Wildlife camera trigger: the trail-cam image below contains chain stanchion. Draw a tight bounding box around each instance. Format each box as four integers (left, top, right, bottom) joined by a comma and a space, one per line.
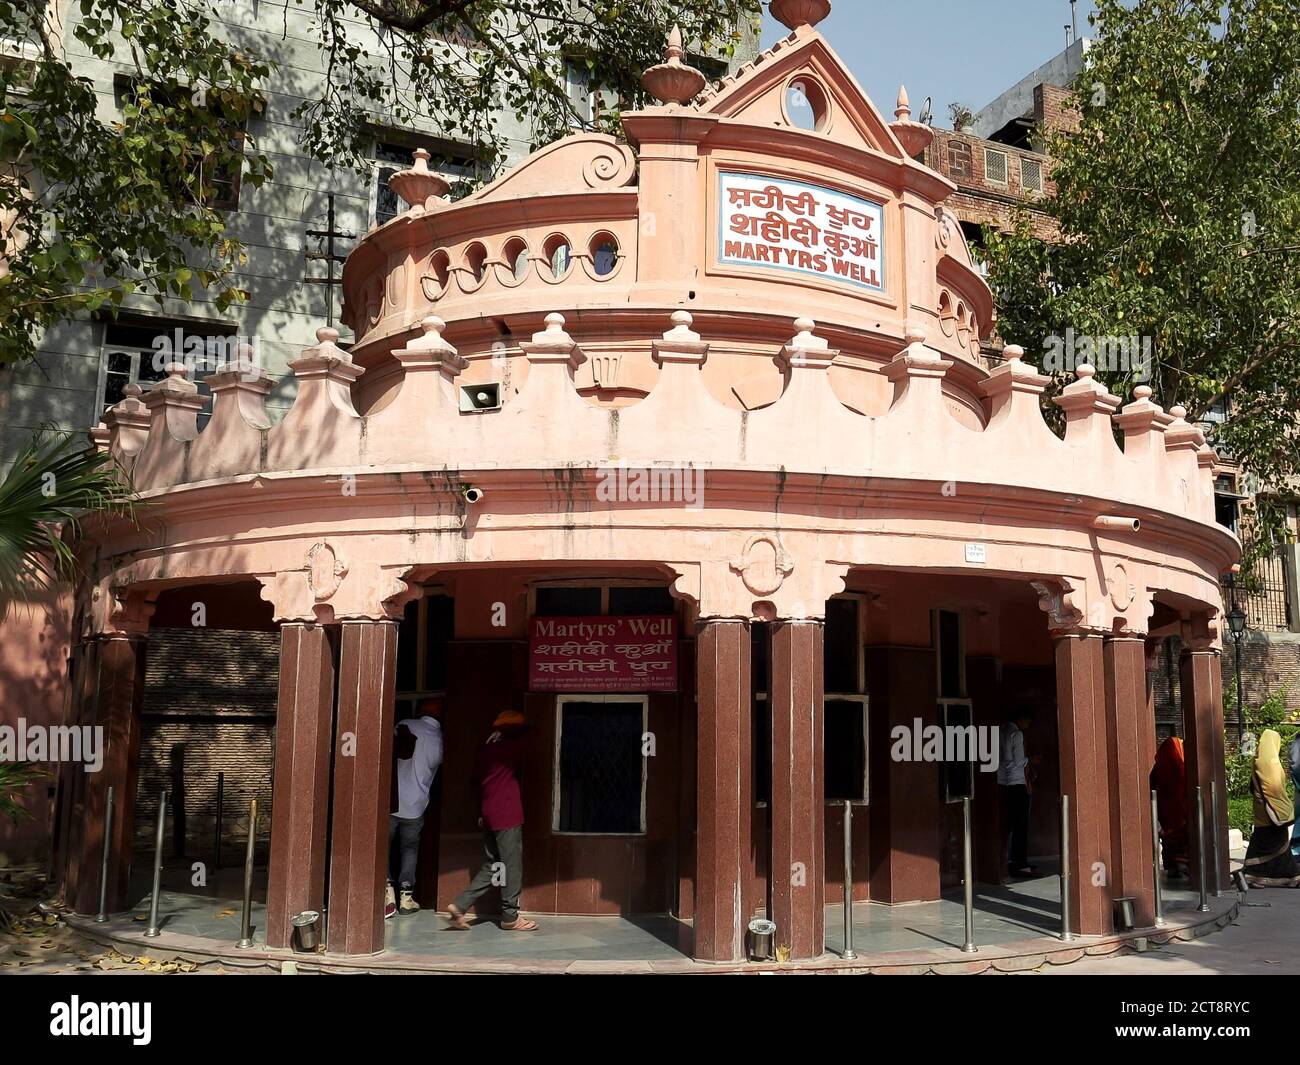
1150, 789, 1166, 928
1209, 779, 1223, 897
237, 798, 257, 949
962, 795, 976, 954
1059, 794, 1073, 941
95, 786, 114, 924
1195, 785, 1210, 913
841, 799, 856, 960
144, 790, 168, 938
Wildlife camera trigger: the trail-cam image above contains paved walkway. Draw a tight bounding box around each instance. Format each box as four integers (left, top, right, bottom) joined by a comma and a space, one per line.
1036, 886, 1300, 975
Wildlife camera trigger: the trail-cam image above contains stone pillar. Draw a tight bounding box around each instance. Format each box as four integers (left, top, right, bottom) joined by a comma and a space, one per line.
1181, 620, 1229, 893
1054, 631, 1112, 935
693, 619, 751, 962
866, 645, 940, 902
1103, 635, 1156, 926
769, 620, 824, 960
265, 623, 336, 949
326, 620, 398, 955
66, 634, 146, 915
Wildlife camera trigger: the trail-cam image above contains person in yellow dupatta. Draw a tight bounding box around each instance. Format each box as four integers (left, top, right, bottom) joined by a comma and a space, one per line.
1242, 729, 1300, 887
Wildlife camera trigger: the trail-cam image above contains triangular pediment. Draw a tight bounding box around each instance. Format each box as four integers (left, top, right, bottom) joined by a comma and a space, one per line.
699, 27, 906, 159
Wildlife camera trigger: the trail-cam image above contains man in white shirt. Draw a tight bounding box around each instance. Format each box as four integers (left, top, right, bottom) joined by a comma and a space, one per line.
997, 709, 1036, 878
386, 697, 444, 918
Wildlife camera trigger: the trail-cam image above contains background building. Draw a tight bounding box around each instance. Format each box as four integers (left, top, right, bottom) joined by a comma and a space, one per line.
0, 0, 757, 866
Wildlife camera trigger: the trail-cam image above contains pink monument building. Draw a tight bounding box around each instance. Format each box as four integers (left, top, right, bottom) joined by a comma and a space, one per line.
20, 1, 1236, 965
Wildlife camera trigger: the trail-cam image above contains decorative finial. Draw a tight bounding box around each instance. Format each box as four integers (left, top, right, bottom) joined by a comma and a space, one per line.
890, 80, 933, 155
388, 147, 451, 213
1134, 384, 1153, 400
544, 312, 566, 333
317, 326, 340, 344
769, 0, 832, 32
1075, 362, 1096, 379
904, 323, 926, 345
1169, 404, 1188, 420
1002, 344, 1024, 362
642, 25, 706, 105
895, 84, 911, 122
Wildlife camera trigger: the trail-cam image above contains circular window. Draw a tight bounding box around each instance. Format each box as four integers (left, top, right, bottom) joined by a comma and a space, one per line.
785, 77, 829, 132
955, 301, 969, 346
544, 235, 572, 279
938, 289, 955, 336
464, 242, 488, 283
429, 249, 451, 290
590, 234, 619, 277
504, 237, 529, 281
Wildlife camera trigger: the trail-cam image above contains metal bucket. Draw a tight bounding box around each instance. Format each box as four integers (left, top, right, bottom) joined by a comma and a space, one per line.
291, 910, 321, 953
747, 918, 776, 961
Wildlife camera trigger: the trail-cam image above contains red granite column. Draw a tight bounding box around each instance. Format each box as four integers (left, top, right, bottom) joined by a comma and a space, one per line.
1181, 624, 1229, 893
1103, 635, 1156, 925
1055, 631, 1111, 935
66, 634, 146, 915
265, 623, 336, 949
769, 620, 824, 960
694, 619, 751, 962
326, 619, 398, 955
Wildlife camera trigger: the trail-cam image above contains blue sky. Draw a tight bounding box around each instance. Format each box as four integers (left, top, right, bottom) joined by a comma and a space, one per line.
759, 1, 1101, 128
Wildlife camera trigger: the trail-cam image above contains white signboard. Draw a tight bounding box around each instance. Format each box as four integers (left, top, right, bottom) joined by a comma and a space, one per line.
717, 171, 885, 292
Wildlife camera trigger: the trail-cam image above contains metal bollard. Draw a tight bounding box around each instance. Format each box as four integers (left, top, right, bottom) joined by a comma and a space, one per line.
214, 771, 224, 871
1060, 794, 1073, 941
95, 786, 114, 924
1150, 789, 1165, 928
962, 795, 976, 954
237, 798, 257, 949
1210, 779, 1223, 897
1195, 785, 1210, 913
841, 800, 856, 960
144, 790, 168, 938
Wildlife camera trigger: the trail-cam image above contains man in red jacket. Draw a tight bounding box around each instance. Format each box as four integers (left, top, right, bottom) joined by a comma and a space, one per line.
446, 710, 537, 931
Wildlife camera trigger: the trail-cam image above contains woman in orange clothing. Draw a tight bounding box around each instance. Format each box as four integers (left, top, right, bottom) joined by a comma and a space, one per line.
1150, 736, 1189, 879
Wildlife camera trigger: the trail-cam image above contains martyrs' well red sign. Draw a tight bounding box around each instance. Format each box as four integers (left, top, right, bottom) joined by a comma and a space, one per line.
529, 616, 678, 692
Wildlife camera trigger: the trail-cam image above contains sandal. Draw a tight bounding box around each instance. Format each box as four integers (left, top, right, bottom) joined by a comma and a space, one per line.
445, 904, 471, 930
501, 916, 538, 931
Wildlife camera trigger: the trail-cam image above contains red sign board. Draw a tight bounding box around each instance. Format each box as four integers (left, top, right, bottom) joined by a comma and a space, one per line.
529, 616, 678, 692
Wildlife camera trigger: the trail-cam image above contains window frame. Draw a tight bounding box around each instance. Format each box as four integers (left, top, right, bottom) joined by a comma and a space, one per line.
1020, 156, 1044, 194
527, 577, 673, 618
824, 693, 870, 805
94, 316, 234, 421
938, 697, 976, 804
551, 692, 649, 836
394, 587, 453, 716
983, 147, 1009, 188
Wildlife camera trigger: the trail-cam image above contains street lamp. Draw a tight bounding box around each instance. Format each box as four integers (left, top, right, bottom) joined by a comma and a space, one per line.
1226, 593, 1248, 744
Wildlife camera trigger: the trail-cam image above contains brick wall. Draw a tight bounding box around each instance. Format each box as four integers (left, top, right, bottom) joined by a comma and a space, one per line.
923, 128, 1059, 242
1152, 632, 1300, 746
1035, 83, 1081, 135
133, 628, 279, 856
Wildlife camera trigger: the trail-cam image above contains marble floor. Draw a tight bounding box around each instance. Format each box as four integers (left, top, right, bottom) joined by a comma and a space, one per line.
124, 857, 1209, 963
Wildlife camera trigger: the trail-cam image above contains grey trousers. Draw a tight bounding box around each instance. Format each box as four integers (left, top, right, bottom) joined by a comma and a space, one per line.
388, 814, 424, 889
453, 826, 524, 922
